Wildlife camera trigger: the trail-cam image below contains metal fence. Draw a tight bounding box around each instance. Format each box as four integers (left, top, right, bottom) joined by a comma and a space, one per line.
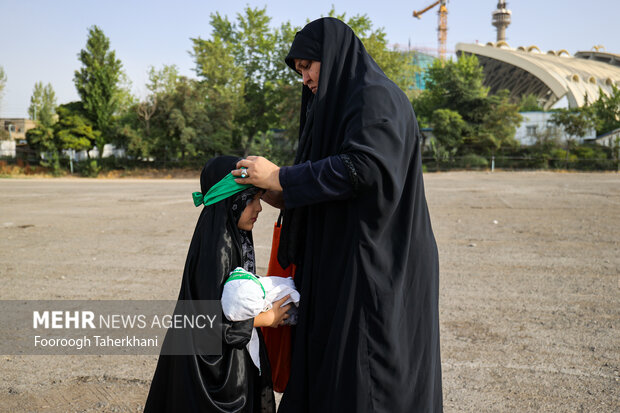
2, 154, 619, 175
422, 155, 619, 172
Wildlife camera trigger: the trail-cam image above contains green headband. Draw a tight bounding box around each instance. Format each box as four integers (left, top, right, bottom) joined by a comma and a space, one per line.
192, 168, 253, 207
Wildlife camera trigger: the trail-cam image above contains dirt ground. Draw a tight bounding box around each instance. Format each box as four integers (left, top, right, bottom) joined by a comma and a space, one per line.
0, 172, 618, 412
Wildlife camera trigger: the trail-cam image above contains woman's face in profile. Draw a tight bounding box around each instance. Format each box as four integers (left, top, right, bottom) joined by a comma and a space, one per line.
294, 59, 321, 94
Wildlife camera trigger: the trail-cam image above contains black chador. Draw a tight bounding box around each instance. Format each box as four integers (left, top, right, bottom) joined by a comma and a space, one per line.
144, 156, 274, 413
276, 18, 443, 413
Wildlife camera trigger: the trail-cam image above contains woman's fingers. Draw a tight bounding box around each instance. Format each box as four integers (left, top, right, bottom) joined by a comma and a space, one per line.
231, 156, 282, 191
232, 159, 254, 180
231, 160, 251, 178
234, 156, 260, 173
235, 159, 253, 169
232, 160, 256, 184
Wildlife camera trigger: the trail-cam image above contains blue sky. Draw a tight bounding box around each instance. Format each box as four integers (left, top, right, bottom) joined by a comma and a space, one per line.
1, 0, 618, 118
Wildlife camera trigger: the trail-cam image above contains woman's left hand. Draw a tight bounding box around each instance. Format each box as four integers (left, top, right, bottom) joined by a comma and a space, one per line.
232, 156, 282, 191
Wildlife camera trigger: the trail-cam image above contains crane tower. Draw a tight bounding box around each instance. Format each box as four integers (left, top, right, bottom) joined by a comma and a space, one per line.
413, 0, 448, 60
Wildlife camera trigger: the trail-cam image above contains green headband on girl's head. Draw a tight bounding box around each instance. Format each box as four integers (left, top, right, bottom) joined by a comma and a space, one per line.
192, 168, 252, 207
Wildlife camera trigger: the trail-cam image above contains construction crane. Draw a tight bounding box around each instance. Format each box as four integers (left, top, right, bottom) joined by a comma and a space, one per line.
413, 0, 448, 60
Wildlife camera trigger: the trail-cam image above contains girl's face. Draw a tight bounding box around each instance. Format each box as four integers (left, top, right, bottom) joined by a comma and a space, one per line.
237, 192, 263, 231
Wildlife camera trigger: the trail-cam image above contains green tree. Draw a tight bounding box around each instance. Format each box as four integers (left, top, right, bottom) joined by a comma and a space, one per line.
26, 125, 61, 172
191, 7, 412, 161
161, 78, 202, 160
26, 125, 56, 157
117, 64, 232, 162
191, 26, 245, 157
113, 109, 146, 159
148, 77, 233, 162
326, 8, 416, 94
28, 82, 57, 127
612, 136, 620, 172
551, 107, 595, 167
414, 54, 521, 155
431, 108, 466, 154
414, 54, 487, 123
28, 101, 100, 173
193, 7, 288, 156
26, 82, 62, 168
54, 102, 99, 154
550, 107, 594, 141
472, 90, 522, 154
519, 93, 543, 112
74, 25, 123, 159
107, 67, 170, 160
252, 20, 301, 164
589, 85, 620, 135
115, 72, 136, 116
147, 65, 181, 96
119, 65, 182, 159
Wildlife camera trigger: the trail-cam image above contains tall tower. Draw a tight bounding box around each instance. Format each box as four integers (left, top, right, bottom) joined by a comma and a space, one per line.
492, 1, 512, 43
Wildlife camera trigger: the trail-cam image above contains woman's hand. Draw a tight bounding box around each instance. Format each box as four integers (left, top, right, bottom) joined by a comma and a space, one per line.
232, 156, 282, 191
253, 295, 292, 328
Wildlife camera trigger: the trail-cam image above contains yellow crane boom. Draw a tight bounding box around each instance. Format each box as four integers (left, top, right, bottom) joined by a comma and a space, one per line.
413, 0, 448, 60
413, 0, 440, 19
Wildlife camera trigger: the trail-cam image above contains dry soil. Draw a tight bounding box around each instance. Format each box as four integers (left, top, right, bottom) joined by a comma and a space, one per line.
0, 172, 618, 412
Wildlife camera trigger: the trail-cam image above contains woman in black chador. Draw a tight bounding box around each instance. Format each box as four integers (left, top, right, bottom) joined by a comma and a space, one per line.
233, 18, 443, 413
144, 156, 290, 413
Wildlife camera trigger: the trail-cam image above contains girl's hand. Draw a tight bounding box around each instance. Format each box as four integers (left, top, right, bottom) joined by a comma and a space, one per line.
253, 295, 292, 328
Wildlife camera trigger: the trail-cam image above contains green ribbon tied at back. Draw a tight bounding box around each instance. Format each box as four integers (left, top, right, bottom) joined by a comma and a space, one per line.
192, 167, 252, 207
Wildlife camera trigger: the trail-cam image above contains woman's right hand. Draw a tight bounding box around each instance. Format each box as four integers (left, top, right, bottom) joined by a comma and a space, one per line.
233, 156, 283, 191
253, 295, 292, 328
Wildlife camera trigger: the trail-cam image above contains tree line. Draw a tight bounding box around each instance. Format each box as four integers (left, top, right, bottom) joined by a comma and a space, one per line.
11, 7, 620, 174
413, 54, 620, 170
21, 7, 415, 175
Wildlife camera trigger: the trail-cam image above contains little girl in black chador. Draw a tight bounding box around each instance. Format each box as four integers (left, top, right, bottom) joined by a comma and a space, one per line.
144, 156, 290, 413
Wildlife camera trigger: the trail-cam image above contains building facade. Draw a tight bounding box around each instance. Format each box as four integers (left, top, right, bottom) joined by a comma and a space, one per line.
585, 127, 620, 148
412, 51, 436, 90
1, 118, 36, 143
515, 111, 596, 146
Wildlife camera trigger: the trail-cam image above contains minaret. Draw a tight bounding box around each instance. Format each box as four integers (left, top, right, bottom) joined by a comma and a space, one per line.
492, 1, 512, 43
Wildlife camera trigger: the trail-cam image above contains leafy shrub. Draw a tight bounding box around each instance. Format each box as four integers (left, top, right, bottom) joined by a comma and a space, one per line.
79, 160, 102, 177
459, 154, 488, 169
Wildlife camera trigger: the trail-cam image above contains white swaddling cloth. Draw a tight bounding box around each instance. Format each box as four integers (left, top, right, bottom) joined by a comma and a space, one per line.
221, 267, 300, 372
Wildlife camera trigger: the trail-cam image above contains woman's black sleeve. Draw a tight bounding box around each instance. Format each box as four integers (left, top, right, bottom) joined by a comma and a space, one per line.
279, 155, 355, 209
